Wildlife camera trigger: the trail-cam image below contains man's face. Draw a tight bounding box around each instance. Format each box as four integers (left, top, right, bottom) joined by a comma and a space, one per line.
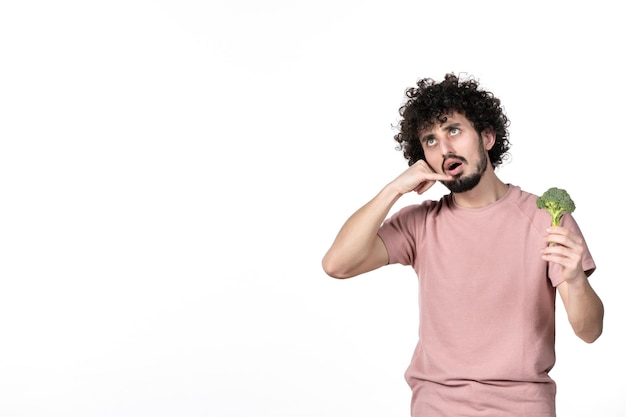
418, 112, 490, 193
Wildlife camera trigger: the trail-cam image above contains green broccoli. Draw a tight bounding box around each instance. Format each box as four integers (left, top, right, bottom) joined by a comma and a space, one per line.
536, 187, 576, 226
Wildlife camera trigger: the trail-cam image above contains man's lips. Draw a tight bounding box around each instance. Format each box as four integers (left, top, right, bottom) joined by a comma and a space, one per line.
443, 156, 465, 176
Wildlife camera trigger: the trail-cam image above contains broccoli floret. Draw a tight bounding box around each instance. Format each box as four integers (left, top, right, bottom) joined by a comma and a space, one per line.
536, 187, 576, 226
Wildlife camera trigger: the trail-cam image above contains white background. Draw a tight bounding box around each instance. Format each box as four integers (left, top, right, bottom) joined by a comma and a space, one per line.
1, 1, 623, 416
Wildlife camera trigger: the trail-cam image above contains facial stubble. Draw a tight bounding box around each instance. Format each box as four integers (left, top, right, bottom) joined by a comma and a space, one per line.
441, 137, 489, 194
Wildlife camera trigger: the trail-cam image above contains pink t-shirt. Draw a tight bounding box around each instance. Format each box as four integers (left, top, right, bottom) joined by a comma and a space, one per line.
377, 185, 595, 417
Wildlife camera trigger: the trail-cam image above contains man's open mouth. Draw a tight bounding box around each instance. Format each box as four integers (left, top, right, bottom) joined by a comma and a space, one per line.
443, 157, 464, 175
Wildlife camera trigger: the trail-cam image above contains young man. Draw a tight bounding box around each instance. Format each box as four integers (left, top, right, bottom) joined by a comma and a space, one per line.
322, 73, 604, 416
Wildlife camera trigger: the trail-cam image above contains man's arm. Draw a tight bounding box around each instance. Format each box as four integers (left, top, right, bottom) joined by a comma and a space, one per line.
322, 161, 451, 279
543, 226, 604, 343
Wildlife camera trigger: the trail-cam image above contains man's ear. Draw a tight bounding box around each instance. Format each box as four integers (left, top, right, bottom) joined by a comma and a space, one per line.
481, 127, 496, 150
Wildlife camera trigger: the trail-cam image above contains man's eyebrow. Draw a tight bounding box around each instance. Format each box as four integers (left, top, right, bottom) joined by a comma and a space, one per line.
420, 133, 434, 143
419, 122, 462, 143
442, 122, 462, 131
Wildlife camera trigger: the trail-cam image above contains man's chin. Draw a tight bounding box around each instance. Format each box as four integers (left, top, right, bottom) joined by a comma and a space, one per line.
442, 174, 481, 193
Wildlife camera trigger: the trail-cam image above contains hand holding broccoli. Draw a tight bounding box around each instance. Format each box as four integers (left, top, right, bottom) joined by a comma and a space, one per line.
537, 187, 586, 284
536, 187, 576, 226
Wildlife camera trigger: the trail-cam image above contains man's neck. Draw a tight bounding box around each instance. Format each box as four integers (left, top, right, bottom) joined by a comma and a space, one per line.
452, 172, 508, 209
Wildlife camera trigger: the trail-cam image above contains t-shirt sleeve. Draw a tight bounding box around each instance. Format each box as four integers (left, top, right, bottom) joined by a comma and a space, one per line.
548, 212, 596, 287
377, 204, 422, 267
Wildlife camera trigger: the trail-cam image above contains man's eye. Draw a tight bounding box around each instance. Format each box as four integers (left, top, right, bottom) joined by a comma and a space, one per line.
450, 128, 460, 136
426, 138, 437, 147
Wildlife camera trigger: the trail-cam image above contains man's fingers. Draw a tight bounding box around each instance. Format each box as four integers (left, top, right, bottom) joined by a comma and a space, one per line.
414, 174, 453, 194
414, 179, 435, 195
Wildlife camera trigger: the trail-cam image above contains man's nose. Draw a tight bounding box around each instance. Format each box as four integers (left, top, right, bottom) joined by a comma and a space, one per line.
439, 137, 454, 155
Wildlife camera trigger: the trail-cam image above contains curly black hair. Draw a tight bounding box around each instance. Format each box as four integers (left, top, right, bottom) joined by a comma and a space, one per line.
394, 73, 511, 168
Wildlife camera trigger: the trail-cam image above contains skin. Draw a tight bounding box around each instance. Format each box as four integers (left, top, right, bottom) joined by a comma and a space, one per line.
544, 227, 604, 342
322, 112, 603, 343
